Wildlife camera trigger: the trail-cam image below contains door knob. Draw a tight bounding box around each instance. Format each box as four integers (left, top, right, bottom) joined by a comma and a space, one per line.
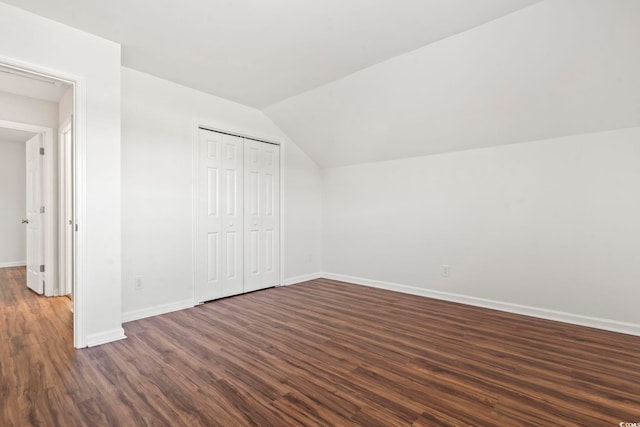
21, 219, 29, 224
229, 223, 234, 227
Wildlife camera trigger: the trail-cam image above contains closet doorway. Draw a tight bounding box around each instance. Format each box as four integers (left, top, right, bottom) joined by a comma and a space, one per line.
195, 127, 281, 303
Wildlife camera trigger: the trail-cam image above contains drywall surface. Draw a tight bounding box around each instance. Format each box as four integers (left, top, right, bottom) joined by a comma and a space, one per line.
121, 67, 322, 317
281, 138, 323, 282
323, 127, 640, 326
0, 141, 26, 266
0, 2, 122, 345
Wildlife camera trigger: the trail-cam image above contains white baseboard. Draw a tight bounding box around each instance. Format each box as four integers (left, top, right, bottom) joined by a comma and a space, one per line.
0, 261, 26, 268
284, 272, 323, 286
323, 272, 640, 337
86, 327, 127, 347
122, 299, 195, 323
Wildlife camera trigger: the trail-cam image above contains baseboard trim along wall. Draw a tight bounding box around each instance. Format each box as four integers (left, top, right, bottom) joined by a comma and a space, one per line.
283, 272, 324, 286
323, 272, 640, 337
122, 299, 195, 323
120, 275, 322, 324
0, 261, 27, 269
86, 328, 127, 347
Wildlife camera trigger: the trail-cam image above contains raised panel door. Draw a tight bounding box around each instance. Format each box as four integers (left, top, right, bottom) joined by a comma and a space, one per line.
198, 129, 243, 302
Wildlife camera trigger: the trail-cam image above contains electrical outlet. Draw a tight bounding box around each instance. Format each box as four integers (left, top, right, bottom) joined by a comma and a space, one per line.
441, 265, 451, 278
307, 254, 313, 263
134, 276, 143, 290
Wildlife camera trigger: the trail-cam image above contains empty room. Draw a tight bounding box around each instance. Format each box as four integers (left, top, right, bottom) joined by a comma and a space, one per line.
1, 0, 639, 425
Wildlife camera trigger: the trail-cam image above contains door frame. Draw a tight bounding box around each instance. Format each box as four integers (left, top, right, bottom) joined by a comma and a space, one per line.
191, 119, 285, 304
0, 57, 87, 348
58, 116, 73, 296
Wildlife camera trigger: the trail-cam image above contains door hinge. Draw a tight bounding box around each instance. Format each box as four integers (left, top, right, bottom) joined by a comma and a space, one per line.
39, 147, 45, 155
40, 206, 45, 214
40, 265, 45, 273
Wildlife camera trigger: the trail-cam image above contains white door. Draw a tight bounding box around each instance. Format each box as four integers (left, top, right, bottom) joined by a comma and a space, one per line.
243, 139, 280, 292
197, 129, 244, 302
25, 133, 44, 294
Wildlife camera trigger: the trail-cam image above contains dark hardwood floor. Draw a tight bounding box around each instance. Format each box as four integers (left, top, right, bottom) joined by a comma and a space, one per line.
2, 266, 640, 426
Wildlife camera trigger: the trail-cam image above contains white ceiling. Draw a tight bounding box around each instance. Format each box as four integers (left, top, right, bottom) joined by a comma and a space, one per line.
0, 127, 36, 143
1, 0, 539, 108
4, 0, 637, 169
0, 66, 69, 102
266, 0, 640, 167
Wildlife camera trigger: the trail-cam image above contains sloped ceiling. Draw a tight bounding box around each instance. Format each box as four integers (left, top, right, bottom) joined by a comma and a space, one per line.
3, 0, 638, 168
265, 0, 640, 168
1, 0, 539, 108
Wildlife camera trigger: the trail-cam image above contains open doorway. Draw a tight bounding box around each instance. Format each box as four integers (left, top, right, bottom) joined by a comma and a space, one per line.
0, 64, 75, 332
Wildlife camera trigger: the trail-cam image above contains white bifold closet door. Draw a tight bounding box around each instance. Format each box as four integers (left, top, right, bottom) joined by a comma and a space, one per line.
198, 129, 244, 302
197, 128, 280, 303
243, 139, 280, 293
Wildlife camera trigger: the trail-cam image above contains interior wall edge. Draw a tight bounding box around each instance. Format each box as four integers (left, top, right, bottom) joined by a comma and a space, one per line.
86, 327, 127, 347
283, 272, 324, 286
322, 272, 640, 337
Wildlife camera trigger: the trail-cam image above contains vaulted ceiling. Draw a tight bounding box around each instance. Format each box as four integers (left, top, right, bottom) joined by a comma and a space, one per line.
1, 0, 538, 108
265, 0, 640, 167
3, 0, 639, 168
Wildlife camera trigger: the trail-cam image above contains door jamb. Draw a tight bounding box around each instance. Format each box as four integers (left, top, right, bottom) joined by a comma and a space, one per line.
58, 116, 73, 296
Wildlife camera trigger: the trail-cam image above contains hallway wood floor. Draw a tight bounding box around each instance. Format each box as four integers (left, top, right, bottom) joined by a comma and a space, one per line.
1, 266, 640, 426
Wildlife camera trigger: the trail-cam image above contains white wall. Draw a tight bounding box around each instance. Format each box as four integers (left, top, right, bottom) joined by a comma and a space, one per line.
0, 140, 26, 267
282, 137, 323, 283
0, 2, 122, 346
323, 127, 640, 330
121, 67, 322, 318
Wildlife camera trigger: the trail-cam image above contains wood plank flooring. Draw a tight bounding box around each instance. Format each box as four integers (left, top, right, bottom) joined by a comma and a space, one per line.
2, 266, 640, 426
